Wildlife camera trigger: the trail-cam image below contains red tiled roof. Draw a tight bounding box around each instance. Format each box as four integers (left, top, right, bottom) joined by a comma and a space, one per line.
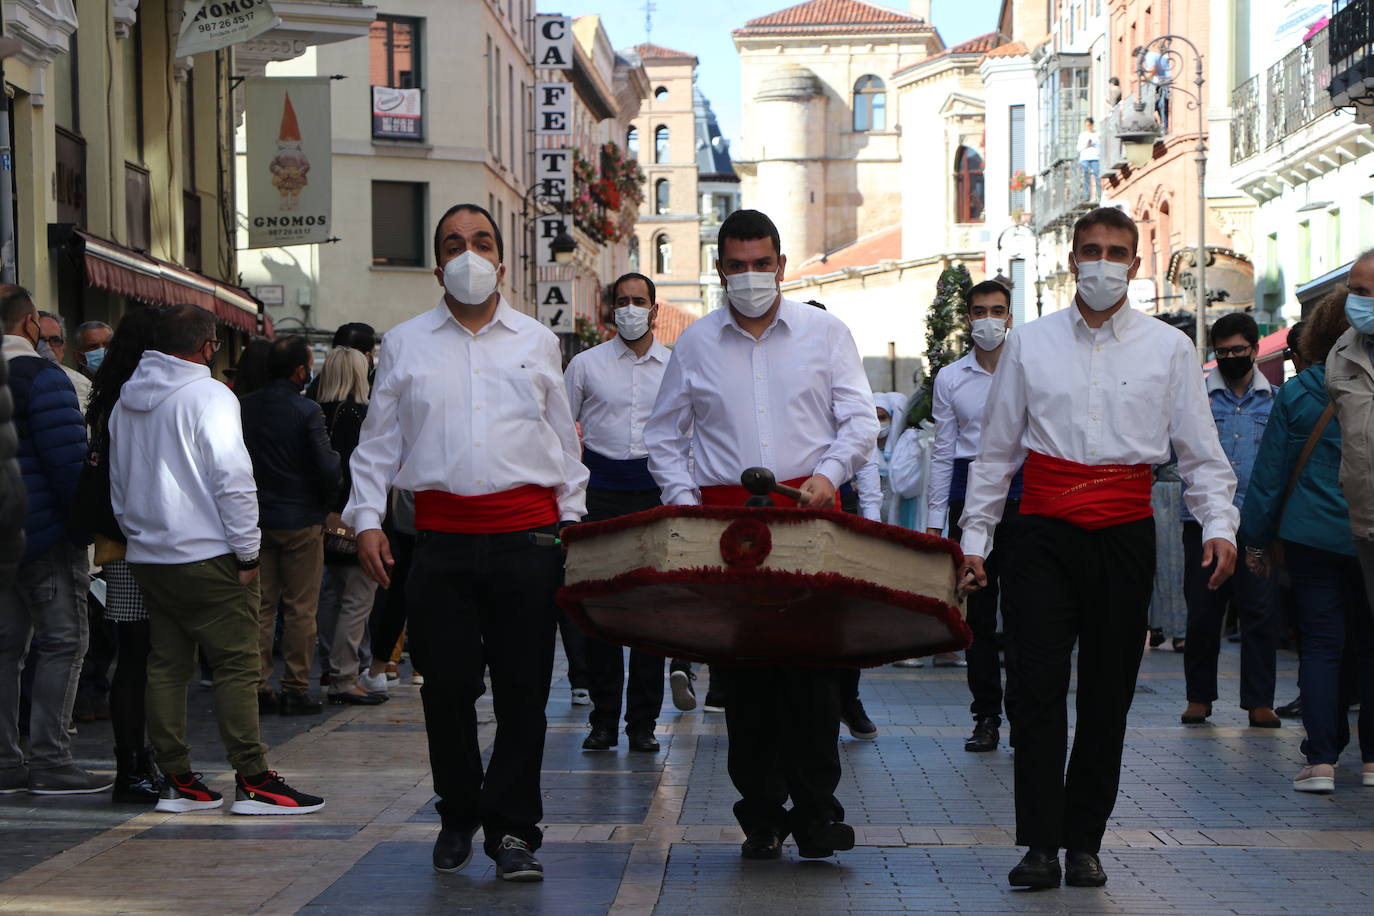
894, 30, 1000, 75
785, 224, 901, 281
633, 42, 698, 61
653, 301, 699, 346
985, 39, 1029, 58
735, 0, 934, 36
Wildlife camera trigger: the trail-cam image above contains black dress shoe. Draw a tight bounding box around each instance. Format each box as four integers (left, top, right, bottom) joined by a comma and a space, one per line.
841, 700, 878, 739
493, 834, 544, 882
328, 691, 387, 706
257, 690, 279, 714
1064, 850, 1107, 887
1276, 696, 1303, 718
582, 726, 617, 750
740, 829, 782, 860
1008, 848, 1061, 888
627, 730, 660, 752
964, 715, 1000, 752
433, 826, 476, 873
794, 821, 856, 859
278, 690, 323, 715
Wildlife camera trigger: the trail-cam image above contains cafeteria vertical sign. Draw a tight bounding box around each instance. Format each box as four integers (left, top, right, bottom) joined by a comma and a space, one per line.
245, 77, 333, 249
177, 0, 281, 56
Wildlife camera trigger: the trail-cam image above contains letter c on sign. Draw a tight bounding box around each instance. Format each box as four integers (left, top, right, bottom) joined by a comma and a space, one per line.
541, 19, 565, 40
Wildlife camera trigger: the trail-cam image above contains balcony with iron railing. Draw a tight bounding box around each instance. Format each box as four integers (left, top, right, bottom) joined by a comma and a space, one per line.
1330, 0, 1374, 106
1231, 27, 1333, 165
1031, 158, 1096, 235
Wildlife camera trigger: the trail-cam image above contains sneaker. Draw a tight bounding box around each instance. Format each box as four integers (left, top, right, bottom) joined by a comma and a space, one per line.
359, 671, 390, 694
0, 765, 28, 795
670, 669, 698, 711
933, 652, 967, 668
1293, 764, 1335, 794
570, 688, 591, 706
841, 700, 878, 739
411, 673, 425, 686
1363, 764, 1374, 787
493, 835, 544, 882
230, 771, 325, 815
28, 764, 114, 795
156, 771, 224, 812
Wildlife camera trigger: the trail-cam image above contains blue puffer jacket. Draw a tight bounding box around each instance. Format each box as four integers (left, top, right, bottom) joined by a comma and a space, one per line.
0, 353, 25, 586
1238, 365, 1352, 557
7, 354, 86, 561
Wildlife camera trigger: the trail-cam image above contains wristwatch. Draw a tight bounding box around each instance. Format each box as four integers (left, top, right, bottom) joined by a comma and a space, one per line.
235, 552, 261, 571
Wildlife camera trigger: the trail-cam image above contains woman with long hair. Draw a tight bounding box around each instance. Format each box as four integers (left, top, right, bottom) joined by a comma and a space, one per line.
1240, 291, 1374, 793
314, 347, 387, 705
84, 305, 163, 802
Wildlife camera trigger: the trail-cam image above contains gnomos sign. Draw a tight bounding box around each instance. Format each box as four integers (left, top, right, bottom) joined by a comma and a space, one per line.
177, 0, 281, 57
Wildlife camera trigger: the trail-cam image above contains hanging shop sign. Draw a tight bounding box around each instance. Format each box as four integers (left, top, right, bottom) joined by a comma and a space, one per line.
245, 77, 333, 248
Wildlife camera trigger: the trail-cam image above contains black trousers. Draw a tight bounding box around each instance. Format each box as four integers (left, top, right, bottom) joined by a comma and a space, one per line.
949, 499, 1022, 722
368, 526, 416, 671
583, 487, 666, 733
406, 526, 562, 854
1182, 521, 1279, 709
725, 666, 844, 839
1001, 514, 1154, 853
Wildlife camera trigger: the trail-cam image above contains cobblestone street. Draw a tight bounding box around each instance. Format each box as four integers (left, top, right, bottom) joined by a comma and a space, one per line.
3, 642, 1373, 915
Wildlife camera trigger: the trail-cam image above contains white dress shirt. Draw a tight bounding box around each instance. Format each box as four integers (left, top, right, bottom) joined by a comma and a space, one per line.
645, 298, 879, 506
856, 449, 882, 521
927, 351, 996, 530
564, 335, 671, 458
343, 297, 588, 533
959, 305, 1238, 559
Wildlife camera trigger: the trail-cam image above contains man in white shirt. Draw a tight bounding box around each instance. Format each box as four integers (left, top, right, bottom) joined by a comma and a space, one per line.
960, 208, 1237, 889
646, 209, 878, 861
112, 304, 324, 817
565, 272, 676, 753
926, 279, 1023, 754
346, 204, 587, 883
1077, 118, 1100, 202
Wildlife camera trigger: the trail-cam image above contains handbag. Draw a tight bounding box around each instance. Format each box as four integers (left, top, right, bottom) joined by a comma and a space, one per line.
322, 402, 359, 556
1267, 401, 1337, 570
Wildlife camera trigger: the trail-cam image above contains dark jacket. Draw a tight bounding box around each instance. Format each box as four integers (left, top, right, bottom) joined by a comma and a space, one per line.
7, 353, 85, 561
0, 353, 27, 584
240, 378, 341, 530
1239, 366, 1351, 557
318, 399, 367, 515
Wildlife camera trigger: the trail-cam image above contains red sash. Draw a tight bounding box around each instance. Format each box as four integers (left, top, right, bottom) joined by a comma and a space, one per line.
1019, 450, 1152, 530
414, 485, 559, 534
700, 476, 837, 509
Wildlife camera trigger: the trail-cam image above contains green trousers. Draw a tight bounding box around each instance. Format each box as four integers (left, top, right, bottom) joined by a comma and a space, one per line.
131, 554, 268, 778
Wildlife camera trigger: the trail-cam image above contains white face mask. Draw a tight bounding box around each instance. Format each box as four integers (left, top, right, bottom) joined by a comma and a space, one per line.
878, 420, 891, 439
613, 305, 652, 341
443, 251, 500, 306
725, 271, 779, 318
970, 317, 1008, 351
1074, 256, 1131, 312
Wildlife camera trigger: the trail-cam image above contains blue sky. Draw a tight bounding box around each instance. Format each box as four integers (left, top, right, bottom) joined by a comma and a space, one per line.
565, 0, 1004, 143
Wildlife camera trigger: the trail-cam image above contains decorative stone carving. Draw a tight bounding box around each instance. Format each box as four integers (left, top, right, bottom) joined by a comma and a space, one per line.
0, 0, 79, 104
112, 0, 139, 38
174, 56, 194, 83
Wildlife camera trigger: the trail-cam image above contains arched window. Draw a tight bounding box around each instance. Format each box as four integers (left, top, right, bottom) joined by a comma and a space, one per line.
629, 234, 640, 272
655, 178, 670, 215
853, 75, 886, 131
655, 233, 672, 274
654, 125, 669, 163
626, 126, 638, 156
954, 146, 985, 223
654, 86, 669, 101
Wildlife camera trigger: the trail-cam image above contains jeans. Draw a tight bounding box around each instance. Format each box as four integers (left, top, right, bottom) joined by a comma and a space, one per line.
1183, 521, 1279, 709
1081, 159, 1100, 201
257, 526, 324, 693
406, 527, 562, 856
0, 541, 86, 770
1286, 541, 1374, 765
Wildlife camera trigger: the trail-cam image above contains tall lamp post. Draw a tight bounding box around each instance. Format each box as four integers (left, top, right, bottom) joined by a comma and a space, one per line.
1116, 35, 1209, 364
994, 223, 1044, 318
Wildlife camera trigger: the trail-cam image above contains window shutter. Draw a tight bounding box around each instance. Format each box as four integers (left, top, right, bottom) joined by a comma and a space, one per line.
1009, 105, 1026, 211
1010, 258, 1026, 327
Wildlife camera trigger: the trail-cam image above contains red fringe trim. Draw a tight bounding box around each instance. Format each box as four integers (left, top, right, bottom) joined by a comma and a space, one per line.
556, 565, 971, 669
562, 504, 963, 566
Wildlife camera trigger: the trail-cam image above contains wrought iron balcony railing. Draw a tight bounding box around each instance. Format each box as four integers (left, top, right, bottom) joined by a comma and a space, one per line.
1031, 158, 1096, 235
1231, 27, 1333, 165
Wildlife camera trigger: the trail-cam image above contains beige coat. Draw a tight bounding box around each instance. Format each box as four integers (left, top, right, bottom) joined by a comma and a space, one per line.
1327, 327, 1374, 539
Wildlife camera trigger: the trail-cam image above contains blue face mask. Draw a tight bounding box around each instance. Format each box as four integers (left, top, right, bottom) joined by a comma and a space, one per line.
84, 347, 106, 372
1347, 294, 1374, 336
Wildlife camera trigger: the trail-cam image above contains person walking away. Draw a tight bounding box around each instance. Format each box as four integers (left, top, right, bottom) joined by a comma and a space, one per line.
0, 286, 107, 795
110, 304, 324, 815
645, 209, 878, 861
960, 208, 1238, 889
314, 346, 385, 706
1242, 292, 1374, 793
346, 204, 587, 882
927, 279, 1024, 754
1180, 313, 1281, 728
240, 337, 341, 715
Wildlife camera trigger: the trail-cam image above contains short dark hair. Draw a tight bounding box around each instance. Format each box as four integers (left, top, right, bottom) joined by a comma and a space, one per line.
1084, 117, 1095, 126
331, 322, 376, 353
1210, 311, 1259, 349
718, 209, 781, 259
268, 336, 312, 380
0, 284, 36, 332
965, 279, 1012, 310
155, 304, 216, 355
611, 272, 656, 305
1109, 76, 1120, 85
1071, 207, 1139, 256
433, 203, 504, 264
1285, 320, 1305, 357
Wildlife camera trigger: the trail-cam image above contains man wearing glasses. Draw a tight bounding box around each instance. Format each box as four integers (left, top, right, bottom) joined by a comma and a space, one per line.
1179, 313, 1281, 729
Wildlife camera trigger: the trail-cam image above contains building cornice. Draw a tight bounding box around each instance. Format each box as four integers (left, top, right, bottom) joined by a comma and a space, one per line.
1, 0, 78, 103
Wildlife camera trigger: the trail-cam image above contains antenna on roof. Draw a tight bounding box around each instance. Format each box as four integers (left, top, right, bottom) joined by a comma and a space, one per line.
642, 0, 656, 43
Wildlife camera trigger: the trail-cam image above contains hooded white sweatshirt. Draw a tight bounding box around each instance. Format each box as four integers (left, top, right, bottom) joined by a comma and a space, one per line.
109, 350, 260, 564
